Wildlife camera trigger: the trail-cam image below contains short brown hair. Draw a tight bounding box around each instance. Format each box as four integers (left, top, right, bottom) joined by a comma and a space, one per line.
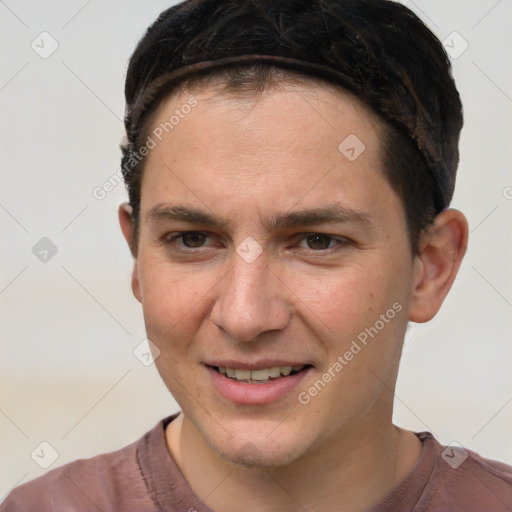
121, 0, 463, 254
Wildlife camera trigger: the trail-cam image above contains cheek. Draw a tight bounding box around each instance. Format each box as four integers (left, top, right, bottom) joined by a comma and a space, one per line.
289, 265, 385, 332
290, 260, 409, 359
136, 254, 217, 348
293, 264, 409, 418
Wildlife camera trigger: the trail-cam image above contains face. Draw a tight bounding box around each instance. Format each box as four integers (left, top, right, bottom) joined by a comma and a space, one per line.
126, 83, 421, 467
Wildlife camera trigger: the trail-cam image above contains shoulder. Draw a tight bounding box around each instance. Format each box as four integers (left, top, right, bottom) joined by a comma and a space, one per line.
0, 426, 160, 512
420, 433, 512, 511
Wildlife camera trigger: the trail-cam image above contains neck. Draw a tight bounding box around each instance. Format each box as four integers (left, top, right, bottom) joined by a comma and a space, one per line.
165, 413, 422, 512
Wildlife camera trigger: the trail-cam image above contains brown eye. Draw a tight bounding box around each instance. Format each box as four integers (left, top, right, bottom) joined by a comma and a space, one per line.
181, 232, 207, 248
305, 234, 333, 250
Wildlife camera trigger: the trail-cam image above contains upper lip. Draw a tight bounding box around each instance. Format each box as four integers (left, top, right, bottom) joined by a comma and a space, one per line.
205, 360, 311, 370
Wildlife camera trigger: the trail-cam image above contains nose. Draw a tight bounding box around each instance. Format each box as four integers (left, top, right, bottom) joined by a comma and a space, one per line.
210, 255, 291, 342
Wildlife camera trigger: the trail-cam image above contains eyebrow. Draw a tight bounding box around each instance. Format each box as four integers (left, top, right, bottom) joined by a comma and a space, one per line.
266, 206, 372, 231
146, 203, 372, 231
147, 204, 229, 228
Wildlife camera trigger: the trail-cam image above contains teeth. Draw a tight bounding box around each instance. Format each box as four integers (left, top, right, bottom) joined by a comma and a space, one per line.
235, 369, 251, 380
217, 364, 305, 382
251, 368, 270, 380
281, 366, 292, 376
269, 366, 281, 377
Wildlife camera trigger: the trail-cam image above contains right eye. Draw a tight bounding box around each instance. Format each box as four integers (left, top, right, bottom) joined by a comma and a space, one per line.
175, 232, 208, 248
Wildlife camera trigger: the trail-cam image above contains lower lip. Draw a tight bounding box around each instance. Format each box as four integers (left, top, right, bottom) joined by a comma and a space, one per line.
207, 366, 311, 405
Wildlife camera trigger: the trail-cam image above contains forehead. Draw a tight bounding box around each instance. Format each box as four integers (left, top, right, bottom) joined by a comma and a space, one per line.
138, 82, 402, 228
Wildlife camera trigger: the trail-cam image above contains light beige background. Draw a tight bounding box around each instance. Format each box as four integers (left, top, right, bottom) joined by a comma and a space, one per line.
1, 0, 511, 499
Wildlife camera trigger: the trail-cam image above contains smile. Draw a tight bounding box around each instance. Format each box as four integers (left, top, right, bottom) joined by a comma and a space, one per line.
215, 365, 306, 383
207, 363, 312, 405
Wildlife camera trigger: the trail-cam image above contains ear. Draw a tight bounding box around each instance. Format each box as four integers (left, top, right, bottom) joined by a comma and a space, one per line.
118, 203, 142, 303
408, 209, 468, 323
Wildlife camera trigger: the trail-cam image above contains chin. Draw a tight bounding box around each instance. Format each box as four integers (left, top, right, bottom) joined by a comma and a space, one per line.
213, 440, 305, 468
200, 419, 313, 468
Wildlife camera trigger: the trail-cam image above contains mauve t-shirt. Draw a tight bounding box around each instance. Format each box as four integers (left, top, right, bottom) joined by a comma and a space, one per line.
2, 415, 512, 511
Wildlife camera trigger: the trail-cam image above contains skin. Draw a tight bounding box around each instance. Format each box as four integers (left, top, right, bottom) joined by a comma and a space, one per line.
119, 83, 468, 512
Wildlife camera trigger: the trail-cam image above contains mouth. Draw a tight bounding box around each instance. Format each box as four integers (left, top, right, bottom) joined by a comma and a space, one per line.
213, 364, 309, 383
206, 363, 313, 405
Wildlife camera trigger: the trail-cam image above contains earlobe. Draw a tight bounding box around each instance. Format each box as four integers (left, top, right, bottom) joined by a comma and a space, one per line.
408, 209, 468, 323
118, 203, 142, 303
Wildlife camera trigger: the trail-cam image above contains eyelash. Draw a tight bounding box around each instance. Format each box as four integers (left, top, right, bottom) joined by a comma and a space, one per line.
163, 231, 350, 255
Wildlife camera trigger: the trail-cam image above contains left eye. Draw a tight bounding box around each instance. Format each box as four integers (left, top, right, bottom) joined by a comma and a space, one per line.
299, 234, 339, 250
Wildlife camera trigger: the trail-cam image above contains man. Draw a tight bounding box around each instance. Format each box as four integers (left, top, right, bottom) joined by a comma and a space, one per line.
2, 0, 511, 511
